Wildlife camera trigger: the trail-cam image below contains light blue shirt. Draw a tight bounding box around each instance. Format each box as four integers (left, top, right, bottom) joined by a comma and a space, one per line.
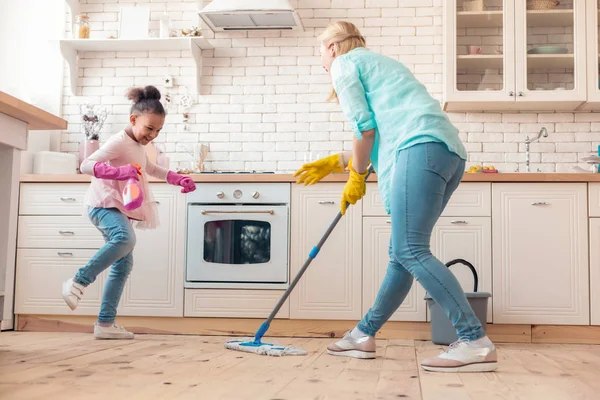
330, 47, 467, 214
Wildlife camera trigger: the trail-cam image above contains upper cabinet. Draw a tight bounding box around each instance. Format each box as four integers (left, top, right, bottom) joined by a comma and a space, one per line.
584, 0, 600, 109
444, 0, 587, 111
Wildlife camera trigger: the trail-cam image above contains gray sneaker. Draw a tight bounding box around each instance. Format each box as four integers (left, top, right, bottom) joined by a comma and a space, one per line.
327, 331, 376, 359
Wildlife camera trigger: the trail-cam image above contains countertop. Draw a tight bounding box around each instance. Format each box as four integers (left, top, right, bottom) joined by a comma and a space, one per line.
19, 172, 600, 183
0, 91, 67, 131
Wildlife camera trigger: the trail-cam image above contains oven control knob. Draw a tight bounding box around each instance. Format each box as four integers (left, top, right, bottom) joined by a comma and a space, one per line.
233, 190, 243, 199
252, 191, 260, 199
216, 191, 225, 199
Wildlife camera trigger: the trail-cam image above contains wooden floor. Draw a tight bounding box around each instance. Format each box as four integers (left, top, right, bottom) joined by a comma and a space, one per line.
1, 333, 600, 400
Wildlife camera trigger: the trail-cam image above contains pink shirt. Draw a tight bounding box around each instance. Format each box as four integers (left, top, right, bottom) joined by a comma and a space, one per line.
80, 130, 168, 229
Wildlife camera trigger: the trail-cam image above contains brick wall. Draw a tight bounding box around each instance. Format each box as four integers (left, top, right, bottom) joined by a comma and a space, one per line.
61, 0, 600, 173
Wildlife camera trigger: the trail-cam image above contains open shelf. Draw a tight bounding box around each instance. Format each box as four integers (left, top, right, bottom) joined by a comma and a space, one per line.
457, 55, 503, 69
526, 10, 574, 27
527, 54, 574, 69
457, 11, 503, 28
58, 37, 213, 94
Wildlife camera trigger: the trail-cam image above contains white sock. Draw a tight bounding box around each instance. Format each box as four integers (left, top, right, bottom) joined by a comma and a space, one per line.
349, 327, 369, 340
469, 336, 493, 348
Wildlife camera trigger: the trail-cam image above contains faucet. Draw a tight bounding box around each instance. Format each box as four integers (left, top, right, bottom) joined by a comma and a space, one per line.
524, 127, 548, 172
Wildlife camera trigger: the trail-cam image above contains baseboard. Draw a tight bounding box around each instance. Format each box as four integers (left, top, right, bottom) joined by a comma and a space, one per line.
14, 314, 541, 343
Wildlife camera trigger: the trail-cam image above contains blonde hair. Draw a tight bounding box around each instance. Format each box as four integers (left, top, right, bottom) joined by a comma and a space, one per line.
318, 21, 366, 102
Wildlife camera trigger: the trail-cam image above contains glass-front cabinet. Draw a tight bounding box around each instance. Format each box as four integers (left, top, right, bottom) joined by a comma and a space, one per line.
444, 0, 587, 111
585, 0, 600, 107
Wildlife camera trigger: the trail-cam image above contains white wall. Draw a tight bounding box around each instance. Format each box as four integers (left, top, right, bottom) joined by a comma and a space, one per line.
0, 0, 66, 164
53, 0, 600, 173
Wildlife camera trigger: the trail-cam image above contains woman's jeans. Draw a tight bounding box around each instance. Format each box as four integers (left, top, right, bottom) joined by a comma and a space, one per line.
357, 142, 485, 341
74, 208, 136, 324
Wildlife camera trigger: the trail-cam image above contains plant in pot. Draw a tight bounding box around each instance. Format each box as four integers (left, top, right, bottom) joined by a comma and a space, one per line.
79, 104, 108, 171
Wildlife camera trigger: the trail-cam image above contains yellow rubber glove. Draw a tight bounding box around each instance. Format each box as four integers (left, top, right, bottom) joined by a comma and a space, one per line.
340, 164, 367, 215
293, 153, 345, 186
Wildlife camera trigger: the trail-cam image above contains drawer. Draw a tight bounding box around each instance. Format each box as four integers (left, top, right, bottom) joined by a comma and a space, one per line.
18, 216, 104, 249
15, 249, 107, 315
363, 182, 491, 217
19, 183, 88, 215
184, 289, 289, 319
589, 183, 600, 217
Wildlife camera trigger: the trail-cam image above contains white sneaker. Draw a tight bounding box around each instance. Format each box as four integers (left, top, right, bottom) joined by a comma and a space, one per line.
62, 278, 85, 311
421, 338, 498, 373
94, 323, 135, 340
327, 330, 376, 359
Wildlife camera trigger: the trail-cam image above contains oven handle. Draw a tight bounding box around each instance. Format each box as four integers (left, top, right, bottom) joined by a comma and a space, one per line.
200, 210, 275, 215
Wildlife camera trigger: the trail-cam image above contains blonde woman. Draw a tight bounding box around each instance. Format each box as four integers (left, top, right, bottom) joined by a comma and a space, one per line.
294, 21, 497, 373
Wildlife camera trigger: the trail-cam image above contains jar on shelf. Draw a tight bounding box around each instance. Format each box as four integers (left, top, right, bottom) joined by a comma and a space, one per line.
74, 15, 90, 39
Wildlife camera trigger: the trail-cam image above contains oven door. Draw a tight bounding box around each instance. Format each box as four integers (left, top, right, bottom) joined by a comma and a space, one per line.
186, 205, 288, 284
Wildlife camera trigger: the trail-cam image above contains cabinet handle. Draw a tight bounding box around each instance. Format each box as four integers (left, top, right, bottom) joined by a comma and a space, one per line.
59, 230, 75, 235
318, 201, 335, 205
386, 220, 391, 224
518, 91, 524, 97
531, 201, 549, 206
451, 220, 468, 224
57, 252, 73, 257
509, 91, 514, 97
60, 197, 76, 202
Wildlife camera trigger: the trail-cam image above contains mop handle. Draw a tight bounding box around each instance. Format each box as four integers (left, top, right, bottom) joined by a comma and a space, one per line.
255, 164, 375, 340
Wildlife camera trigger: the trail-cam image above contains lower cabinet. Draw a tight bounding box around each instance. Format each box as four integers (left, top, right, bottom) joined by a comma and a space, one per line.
362, 217, 427, 321
492, 183, 589, 325
430, 217, 493, 323
589, 219, 600, 326
15, 249, 107, 315
15, 184, 185, 317
289, 184, 363, 320
184, 289, 289, 318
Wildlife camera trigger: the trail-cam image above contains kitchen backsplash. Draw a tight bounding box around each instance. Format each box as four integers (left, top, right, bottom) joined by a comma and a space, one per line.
60, 0, 600, 173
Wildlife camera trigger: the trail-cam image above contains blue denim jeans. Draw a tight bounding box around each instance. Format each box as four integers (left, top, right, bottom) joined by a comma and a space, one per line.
74, 208, 136, 324
357, 142, 485, 341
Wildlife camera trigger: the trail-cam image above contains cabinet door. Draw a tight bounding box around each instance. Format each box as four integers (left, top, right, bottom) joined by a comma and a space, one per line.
119, 185, 185, 317
430, 217, 493, 322
589, 219, 600, 325
15, 249, 106, 315
492, 183, 589, 324
363, 218, 426, 321
290, 184, 362, 320
586, 0, 600, 106
443, 0, 516, 110
515, 0, 586, 105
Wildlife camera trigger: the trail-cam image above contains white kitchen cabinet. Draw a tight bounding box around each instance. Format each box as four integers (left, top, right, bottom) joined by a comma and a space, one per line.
290, 184, 362, 320
492, 183, 589, 325
15, 183, 185, 318
430, 217, 493, 322
363, 182, 491, 217
584, 0, 600, 109
184, 289, 289, 318
119, 185, 185, 317
15, 249, 107, 315
444, 0, 587, 111
589, 219, 600, 325
362, 217, 426, 321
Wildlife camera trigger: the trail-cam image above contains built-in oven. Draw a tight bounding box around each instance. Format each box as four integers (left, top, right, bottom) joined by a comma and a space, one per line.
185, 182, 290, 289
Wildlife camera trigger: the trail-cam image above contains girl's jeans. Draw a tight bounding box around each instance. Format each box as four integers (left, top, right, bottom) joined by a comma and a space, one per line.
74, 207, 136, 324
357, 142, 485, 341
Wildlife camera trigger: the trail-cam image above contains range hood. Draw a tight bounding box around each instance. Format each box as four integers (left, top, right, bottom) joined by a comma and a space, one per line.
198, 0, 304, 32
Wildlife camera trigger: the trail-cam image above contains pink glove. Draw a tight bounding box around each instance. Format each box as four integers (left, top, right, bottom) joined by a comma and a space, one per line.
93, 163, 141, 181
167, 170, 196, 193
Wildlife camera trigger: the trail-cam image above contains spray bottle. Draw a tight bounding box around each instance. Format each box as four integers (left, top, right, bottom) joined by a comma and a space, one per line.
123, 164, 144, 210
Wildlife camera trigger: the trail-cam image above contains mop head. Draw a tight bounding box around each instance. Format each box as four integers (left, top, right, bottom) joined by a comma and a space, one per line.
225, 338, 308, 357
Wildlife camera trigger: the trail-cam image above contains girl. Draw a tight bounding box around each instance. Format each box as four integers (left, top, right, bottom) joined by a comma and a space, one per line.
294, 21, 497, 373
62, 85, 196, 339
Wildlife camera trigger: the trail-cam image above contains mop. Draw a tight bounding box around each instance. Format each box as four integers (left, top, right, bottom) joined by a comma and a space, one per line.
225, 164, 375, 357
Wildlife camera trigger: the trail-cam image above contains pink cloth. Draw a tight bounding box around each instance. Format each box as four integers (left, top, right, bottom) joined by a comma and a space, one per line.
80, 131, 169, 230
